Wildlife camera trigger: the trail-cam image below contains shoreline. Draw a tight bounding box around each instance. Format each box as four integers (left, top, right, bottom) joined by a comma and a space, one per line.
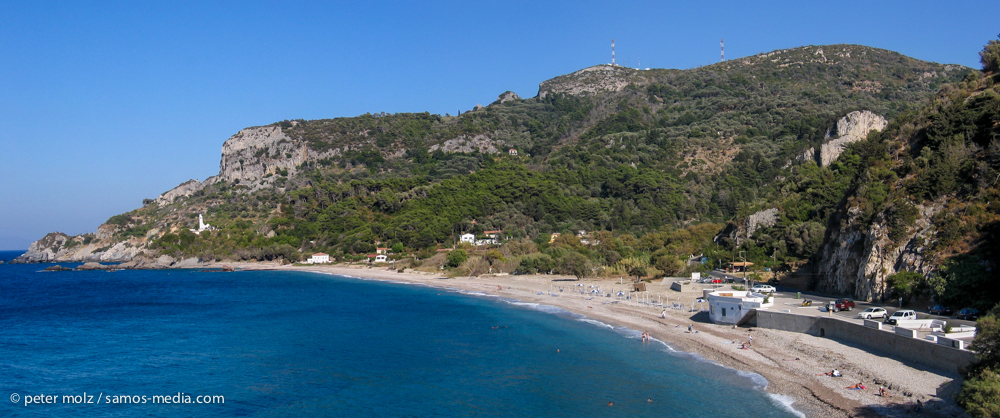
9, 259, 966, 416
254, 262, 964, 418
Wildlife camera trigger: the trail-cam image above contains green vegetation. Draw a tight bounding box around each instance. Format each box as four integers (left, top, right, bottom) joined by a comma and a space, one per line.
959, 304, 1000, 417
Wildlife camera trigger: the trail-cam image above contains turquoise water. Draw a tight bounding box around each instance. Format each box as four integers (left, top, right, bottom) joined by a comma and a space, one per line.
0, 261, 801, 417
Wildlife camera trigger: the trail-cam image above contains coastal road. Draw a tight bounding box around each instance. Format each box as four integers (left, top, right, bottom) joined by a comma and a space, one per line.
706, 270, 977, 328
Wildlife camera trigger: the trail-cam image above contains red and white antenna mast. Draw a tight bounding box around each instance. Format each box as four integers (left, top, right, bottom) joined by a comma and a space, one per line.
721, 38, 725, 62
612, 39, 616, 65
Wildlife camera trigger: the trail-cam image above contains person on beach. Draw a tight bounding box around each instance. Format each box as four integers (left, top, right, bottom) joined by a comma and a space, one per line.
660, 309, 666, 318
846, 382, 865, 390
688, 324, 693, 333
878, 387, 891, 397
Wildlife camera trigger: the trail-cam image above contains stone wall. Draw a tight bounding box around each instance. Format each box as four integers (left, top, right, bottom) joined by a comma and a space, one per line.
754, 310, 977, 374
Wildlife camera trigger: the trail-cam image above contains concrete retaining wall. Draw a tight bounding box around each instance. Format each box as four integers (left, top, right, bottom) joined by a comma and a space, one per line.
754, 310, 977, 373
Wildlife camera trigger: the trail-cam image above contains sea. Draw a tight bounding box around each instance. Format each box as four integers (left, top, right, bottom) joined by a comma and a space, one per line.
0, 250, 803, 417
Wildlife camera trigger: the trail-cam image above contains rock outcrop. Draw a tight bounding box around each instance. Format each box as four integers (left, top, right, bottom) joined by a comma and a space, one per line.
219, 126, 310, 187
792, 111, 888, 167
497, 91, 520, 103
538, 65, 649, 98
155, 178, 216, 205
429, 134, 502, 154
12, 231, 147, 264
814, 202, 939, 301
820, 111, 888, 166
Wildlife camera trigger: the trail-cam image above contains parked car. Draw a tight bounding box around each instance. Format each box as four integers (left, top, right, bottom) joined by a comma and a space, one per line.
857, 307, 888, 319
751, 285, 776, 294
834, 299, 855, 311
927, 305, 953, 316
885, 310, 916, 325
957, 308, 980, 320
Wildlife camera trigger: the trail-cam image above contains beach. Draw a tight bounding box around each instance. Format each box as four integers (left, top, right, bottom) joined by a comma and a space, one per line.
232, 262, 967, 418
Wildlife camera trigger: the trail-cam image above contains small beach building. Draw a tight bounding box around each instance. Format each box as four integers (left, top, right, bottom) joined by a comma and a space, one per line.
376, 247, 388, 255
374, 254, 388, 263
460, 233, 475, 244
307, 253, 330, 264
727, 261, 754, 272
708, 289, 769, 325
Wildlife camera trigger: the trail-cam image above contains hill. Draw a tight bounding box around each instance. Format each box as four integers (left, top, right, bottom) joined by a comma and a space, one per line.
17, 44, 985, 298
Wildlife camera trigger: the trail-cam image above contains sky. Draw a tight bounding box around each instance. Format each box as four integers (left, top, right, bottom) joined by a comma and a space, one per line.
0, 0, 996, 250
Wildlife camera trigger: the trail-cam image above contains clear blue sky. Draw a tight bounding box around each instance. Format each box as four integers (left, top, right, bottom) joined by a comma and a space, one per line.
0, 0, 996, 250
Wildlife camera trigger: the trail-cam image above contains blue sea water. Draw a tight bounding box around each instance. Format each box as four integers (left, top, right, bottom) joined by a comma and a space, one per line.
0, 258, 802, 417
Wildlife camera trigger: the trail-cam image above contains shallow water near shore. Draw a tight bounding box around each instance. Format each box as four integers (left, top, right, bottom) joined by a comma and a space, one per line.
1, 264, 801, 417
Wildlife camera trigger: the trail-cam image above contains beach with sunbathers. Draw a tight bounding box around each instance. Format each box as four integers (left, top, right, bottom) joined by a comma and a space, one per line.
224, 261, 966, 417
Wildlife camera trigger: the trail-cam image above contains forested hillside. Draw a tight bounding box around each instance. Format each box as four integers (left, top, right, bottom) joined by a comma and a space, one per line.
22, 43, 995, 305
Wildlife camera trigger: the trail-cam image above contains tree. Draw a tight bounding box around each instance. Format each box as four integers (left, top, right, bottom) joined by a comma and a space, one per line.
972, 305, 1000, 370
627, 264, 648, 282
981, 34, 1000, 73
484, 249, 505, 267
446, 250, 468, 268
957, 304, 1000, 416
885, 271, 923, 305
557, 252, 591, 280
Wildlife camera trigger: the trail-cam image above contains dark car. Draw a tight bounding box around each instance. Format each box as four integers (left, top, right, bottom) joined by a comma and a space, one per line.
834, 298, 855, 311
957, 308, 980, 320
928, 305, 953, 316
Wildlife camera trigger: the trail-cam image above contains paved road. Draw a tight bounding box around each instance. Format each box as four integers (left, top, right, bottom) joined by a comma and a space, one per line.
705, 270, 977, 328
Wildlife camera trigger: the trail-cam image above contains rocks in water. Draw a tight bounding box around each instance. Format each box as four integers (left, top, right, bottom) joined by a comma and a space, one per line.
43, 265, 72, 271
76, 262, 110, 270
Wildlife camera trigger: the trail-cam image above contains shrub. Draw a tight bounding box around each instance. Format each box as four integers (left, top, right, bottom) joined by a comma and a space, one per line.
446, 249, 468, 268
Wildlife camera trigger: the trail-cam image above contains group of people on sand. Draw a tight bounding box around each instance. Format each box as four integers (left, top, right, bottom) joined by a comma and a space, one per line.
821, 370, 897, 399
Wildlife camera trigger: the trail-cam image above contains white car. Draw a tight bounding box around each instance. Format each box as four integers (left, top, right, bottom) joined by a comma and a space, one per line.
885, 310, 917, 325
856, 307, 888, 319
751, 285, 776, 293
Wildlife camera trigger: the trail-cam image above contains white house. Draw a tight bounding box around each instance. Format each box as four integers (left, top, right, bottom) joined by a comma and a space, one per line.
307, 253, 330, 264
460, 233, 475, 244
508, 149, 517, 155
708, 289, 770, 325
374, 254, 388, 263
376, 247, 388, 255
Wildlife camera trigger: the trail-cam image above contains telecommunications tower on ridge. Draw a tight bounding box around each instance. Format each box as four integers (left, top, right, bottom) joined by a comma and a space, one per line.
721, 38, 725, 62
612, 39, 616, 65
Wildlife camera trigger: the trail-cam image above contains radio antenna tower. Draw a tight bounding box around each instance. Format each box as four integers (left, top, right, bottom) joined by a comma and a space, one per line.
612, 39, 616, 65
721, 38, 725, 62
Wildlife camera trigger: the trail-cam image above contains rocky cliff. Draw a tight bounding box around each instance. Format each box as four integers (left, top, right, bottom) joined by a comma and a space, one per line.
813, 201, 941, 302
13, 231, 148, 263
798, 110, 888, 167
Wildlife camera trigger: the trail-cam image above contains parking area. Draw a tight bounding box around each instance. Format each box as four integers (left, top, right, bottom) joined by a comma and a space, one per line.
705, 270, 978, 329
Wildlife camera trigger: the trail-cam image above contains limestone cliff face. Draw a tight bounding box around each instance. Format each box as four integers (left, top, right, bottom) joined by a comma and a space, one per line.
820, 110, 888, 166
219, 126, 311, 187
814, 202, 940, 301
796, 111, 888, 167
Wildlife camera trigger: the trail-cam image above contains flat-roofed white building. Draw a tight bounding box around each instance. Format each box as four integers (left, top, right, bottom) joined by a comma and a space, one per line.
307, 253, 330, 264
708, 289, 770, 325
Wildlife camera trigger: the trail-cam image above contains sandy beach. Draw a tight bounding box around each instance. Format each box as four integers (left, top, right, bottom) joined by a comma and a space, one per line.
218, 262, 966, 418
